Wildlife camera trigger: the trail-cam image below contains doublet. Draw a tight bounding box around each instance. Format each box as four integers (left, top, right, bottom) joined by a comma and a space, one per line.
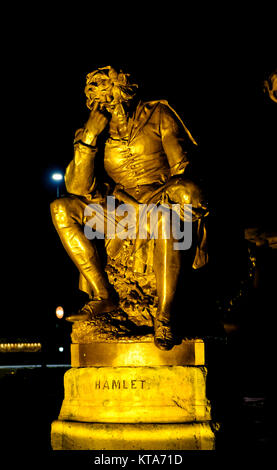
65, 100, 197, 202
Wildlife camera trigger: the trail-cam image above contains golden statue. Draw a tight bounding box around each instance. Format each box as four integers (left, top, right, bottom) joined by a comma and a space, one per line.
50, 65, 208, 351
264, 69, 277, 103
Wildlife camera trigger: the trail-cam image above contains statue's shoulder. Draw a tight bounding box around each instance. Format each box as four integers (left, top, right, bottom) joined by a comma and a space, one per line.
135, 100, 171, 120
137, 100, 198, 146
138, 99, 170, 111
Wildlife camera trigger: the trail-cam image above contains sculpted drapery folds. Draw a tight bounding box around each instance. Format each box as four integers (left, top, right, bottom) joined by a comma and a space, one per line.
50, 65, 208, 350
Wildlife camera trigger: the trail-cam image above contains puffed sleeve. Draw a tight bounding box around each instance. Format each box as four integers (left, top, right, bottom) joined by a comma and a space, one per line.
159, 102, 197, 177
64, 128, 98, 196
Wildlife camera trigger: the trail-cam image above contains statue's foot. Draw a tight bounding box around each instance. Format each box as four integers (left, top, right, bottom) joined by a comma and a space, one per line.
153, 319, 176, 351
66, 298, 118, 322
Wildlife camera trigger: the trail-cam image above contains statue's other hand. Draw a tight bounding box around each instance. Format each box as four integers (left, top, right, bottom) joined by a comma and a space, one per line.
166, 179, 206, 209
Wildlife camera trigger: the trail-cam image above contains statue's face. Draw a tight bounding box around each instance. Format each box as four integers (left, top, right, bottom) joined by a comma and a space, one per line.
85, 66, 138, 113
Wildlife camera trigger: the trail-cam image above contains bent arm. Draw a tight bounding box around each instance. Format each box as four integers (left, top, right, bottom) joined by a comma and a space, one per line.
64, 129, 98, 196
159, 103, 197, 177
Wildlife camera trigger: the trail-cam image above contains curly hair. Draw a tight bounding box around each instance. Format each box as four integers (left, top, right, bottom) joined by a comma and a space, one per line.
84, 65, 138, 110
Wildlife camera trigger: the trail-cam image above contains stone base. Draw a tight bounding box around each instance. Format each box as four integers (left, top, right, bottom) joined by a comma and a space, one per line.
58, 365, 211, 423
71, 339, 205, 367
51, 421, 215, 450
51, 339, 216, 450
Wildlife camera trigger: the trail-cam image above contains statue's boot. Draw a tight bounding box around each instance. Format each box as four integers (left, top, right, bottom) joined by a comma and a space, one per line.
50, 197, 117, 322
153, 234, 182, 351
66, 298, 118, 322
153, 319, 176, 351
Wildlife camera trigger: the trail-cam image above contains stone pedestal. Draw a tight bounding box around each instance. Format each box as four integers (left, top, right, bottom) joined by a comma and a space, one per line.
51, 422, 215, 450
51, 339, 216, 450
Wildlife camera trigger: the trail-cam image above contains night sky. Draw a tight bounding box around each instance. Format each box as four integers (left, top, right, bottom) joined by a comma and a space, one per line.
2, 10, 276, 343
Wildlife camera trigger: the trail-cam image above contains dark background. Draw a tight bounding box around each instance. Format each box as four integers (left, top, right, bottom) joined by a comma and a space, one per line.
3, 17, 275, 341
0, 7, 275, 457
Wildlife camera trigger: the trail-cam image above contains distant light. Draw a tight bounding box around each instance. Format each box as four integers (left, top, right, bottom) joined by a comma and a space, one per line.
0, 342, 41, 352
56, 306, 64, 319
52, 173, 64, 182
58, 347, 64, 352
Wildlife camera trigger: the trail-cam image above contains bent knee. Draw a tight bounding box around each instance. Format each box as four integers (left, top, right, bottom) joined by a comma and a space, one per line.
50, 196, 80, 227
50, 196, 69, 216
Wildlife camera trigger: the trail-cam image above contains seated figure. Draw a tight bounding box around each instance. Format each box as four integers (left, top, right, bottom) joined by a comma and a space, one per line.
50, 65, 208, 350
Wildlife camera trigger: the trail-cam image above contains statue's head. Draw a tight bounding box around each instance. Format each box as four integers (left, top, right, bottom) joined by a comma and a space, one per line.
84, 65, 139, 113
264, 70, 277, 103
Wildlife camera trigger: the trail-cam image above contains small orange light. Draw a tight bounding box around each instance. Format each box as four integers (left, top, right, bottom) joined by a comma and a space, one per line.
56, 306, 64, 319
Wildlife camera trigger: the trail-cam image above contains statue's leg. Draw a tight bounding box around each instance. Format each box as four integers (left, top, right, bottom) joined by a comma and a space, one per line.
50, 196, 117, 320
153, 233, 181, 350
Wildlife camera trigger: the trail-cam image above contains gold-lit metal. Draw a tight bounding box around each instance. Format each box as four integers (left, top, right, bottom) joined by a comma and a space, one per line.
50, 65, 208, 347
50, 66, 216, 450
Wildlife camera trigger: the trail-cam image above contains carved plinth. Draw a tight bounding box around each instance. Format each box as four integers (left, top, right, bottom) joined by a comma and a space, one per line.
58, 364, 210, 423
71, 338, 205, 367
51, 422, 215, 451
51, 339, 216, 450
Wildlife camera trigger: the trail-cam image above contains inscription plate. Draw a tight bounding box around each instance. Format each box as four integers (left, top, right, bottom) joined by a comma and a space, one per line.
95, 379, 146, 390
